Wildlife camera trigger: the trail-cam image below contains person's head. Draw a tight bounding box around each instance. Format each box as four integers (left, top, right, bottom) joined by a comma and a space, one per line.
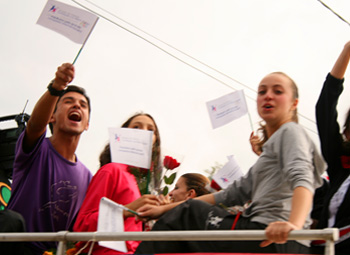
49, 85, 91, 135
121, 113, 160, 146
169, 173, 210, 202
343, 109, 350, 141
257, 72, 299, 131
99, 113, 161, 169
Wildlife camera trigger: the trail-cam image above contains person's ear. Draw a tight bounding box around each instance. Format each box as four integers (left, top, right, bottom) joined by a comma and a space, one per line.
187, 189, 196, 199
291, 98, 299, 111
49, 114, 55, 125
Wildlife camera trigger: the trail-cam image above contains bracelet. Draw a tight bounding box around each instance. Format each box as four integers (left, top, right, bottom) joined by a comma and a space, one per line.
47, 80, 64, 97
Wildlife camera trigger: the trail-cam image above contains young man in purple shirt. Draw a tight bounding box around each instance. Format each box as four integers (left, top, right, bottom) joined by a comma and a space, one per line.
6, 63, 92, 254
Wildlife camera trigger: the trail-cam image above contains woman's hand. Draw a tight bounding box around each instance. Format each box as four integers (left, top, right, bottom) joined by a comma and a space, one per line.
137, 201, 181, 221
136, 204, 166, 221
124, 194, 159, 218
260, 221, 298, 247
157, 194, 171, 205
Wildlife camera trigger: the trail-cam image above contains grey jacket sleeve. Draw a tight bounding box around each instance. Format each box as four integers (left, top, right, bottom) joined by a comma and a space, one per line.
213, 168, 253, 207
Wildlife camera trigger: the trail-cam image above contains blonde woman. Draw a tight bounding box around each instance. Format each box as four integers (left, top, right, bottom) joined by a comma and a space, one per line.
136, 72, 325, 254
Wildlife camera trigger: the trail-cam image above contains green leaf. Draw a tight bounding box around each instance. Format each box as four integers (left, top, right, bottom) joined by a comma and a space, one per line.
164, 173, 177, 184
162, 186, 169, 196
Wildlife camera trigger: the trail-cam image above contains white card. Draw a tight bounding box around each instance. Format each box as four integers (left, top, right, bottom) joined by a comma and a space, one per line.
97, 197, 127, 253
109, 127, 153, 169
206, 90, 248, 129
213, 155, 243, 189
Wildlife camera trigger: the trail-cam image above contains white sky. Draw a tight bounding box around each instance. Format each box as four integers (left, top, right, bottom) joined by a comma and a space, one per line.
1, 0, 350, 181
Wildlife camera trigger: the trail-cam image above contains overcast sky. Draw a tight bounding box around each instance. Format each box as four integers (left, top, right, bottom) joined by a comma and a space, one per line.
1, 0, 350, 181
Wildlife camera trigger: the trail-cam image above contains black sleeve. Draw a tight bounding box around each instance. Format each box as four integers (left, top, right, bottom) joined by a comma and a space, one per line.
315, 73, 344, 179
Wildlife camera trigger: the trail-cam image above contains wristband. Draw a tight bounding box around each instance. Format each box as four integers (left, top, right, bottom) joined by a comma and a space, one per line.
47, 80, 64, 97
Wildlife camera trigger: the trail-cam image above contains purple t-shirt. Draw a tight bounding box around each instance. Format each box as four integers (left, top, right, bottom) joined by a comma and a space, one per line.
7, 131, 92, 253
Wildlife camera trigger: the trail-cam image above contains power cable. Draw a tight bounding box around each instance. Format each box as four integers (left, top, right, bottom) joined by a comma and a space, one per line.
73, 0, 257, 94
317, 0, 350, 26
71, 0, 318, 133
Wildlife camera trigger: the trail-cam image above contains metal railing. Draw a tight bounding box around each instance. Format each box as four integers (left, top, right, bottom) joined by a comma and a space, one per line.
0, 228, 339, 255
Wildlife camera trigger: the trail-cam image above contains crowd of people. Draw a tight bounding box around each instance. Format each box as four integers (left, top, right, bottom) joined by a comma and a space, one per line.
1, 41, 350, 255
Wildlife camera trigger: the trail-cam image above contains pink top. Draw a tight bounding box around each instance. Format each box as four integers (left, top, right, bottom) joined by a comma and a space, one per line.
73, 163, 142, 254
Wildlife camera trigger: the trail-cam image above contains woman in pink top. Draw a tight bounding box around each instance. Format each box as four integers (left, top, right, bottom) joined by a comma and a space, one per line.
73, 113, 162, 254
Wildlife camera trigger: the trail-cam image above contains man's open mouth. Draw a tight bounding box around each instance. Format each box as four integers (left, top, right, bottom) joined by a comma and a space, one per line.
68, 112, 81, 122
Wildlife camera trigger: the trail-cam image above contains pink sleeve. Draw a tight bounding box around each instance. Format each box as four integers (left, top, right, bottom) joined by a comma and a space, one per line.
73, 165, 120, 232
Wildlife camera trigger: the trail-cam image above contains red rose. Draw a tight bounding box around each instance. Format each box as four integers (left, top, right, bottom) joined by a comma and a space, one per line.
163, 156, 180, 170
